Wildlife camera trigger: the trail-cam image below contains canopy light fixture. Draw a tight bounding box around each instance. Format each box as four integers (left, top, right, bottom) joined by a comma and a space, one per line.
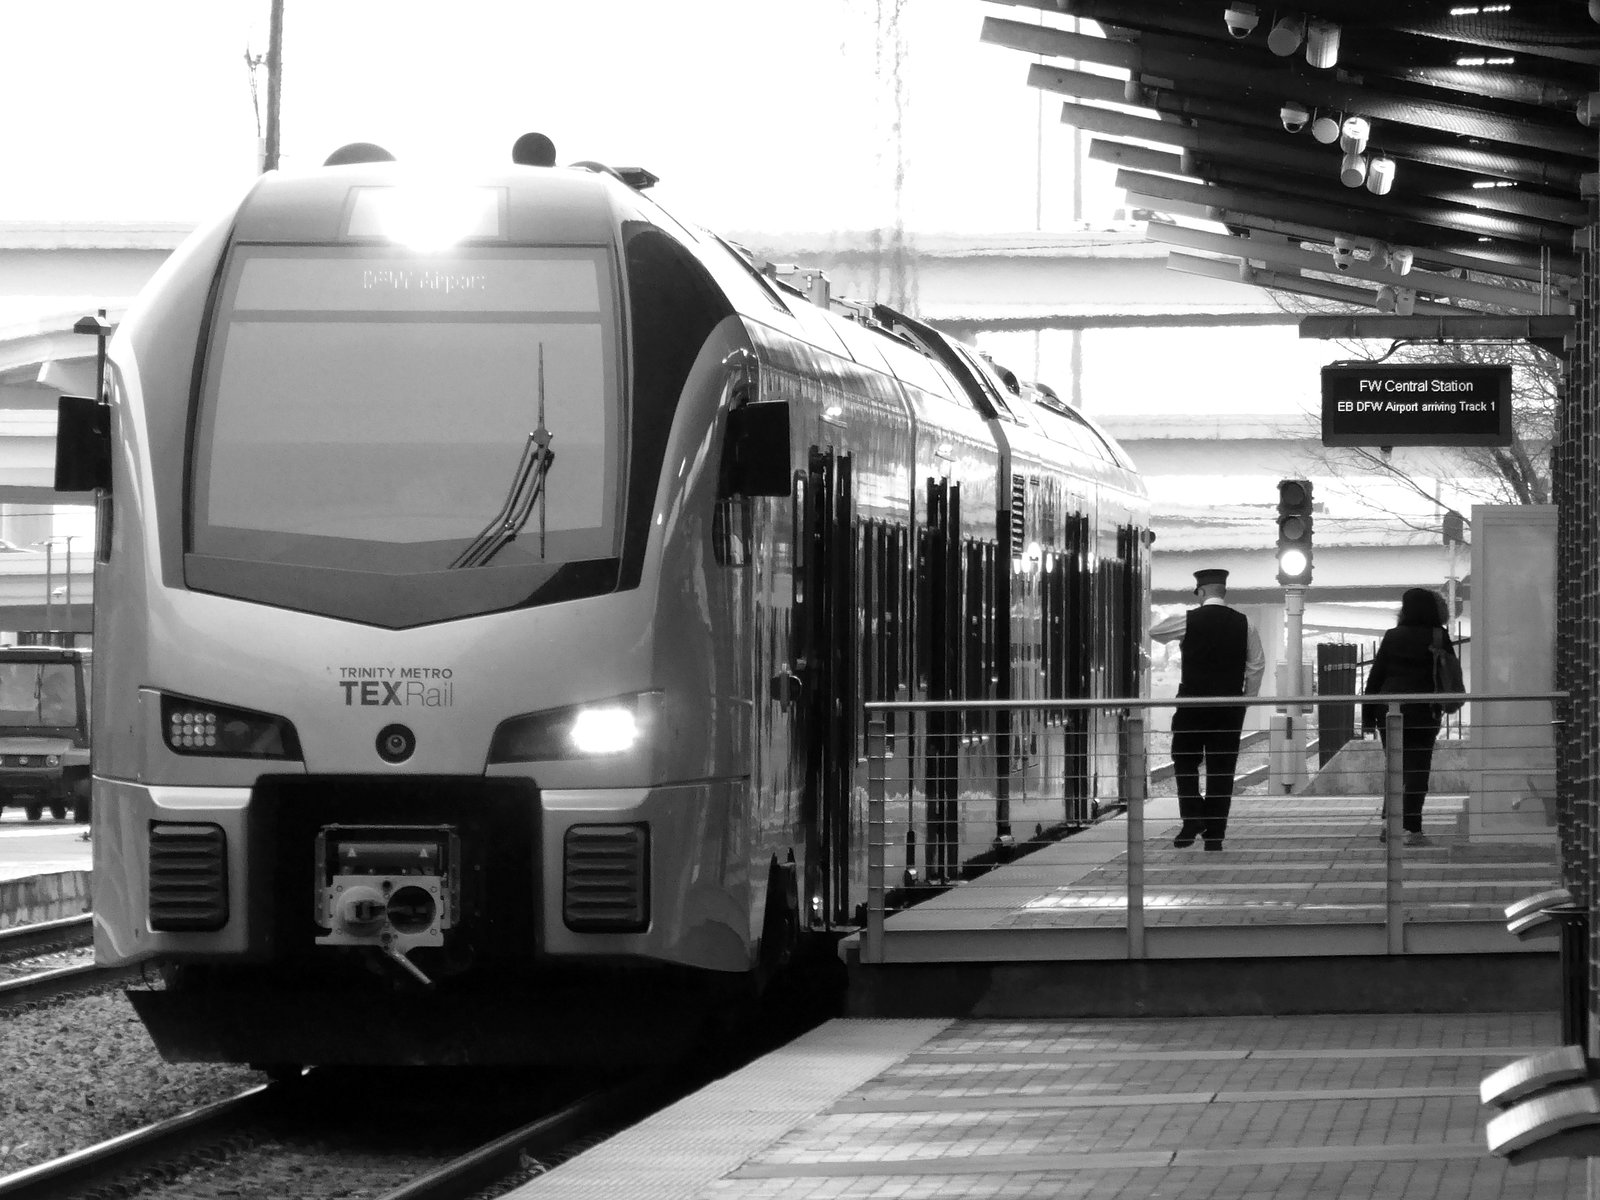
1339, 116, 1370, 153
1382, 245, 1413, 274
1311, 110, 1341, 144
1224, 3, 1260, 38
1366, 155, 1396, 195
1268, 12, 1305, 55
1305, 18, 1340, 67
1340, 152, 1368, 188
1280, 101, 1311, 133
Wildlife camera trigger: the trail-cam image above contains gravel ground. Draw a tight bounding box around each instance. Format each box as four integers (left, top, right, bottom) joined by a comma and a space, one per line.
0, 989, 263, 1176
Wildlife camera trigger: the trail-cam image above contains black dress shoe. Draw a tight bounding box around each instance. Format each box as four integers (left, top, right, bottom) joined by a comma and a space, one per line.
1173, 824, 1201, 848
1203, 840, 1223, 852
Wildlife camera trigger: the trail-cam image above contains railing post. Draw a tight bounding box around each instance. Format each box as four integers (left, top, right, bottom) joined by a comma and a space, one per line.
1124, 708, 1146, 959
865, 716, 887, 965
1383, 704, 1405, 954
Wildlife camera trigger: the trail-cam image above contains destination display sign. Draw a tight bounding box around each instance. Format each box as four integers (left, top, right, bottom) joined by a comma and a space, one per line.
1321, 363, 1513, 447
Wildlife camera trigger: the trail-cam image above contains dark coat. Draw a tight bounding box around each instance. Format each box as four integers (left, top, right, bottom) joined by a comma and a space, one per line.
1361, 623, 1455, 729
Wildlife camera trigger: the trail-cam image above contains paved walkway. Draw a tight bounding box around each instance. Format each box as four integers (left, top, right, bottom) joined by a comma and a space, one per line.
885, 793, 1559, 937
511, 1012, 1579, 1199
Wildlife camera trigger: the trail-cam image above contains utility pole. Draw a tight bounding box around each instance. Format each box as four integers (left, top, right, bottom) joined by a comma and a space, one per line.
262, 0, 284, 172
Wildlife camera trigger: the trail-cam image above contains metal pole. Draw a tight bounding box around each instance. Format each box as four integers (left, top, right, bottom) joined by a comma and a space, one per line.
1124, 710, 1146, 959
43, 543, 53, 631
262, 0, 284, 172
865, 717, 887, 965
63, 536, 72, 631
1383, 704, 1405, 954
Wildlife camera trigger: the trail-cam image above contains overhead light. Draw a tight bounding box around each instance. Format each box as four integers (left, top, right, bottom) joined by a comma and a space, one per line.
1339, 116, 1370, 154
1224, 3, 1259, 38
1311, 111, 1341, 144
1375, 284, 1397, 312
1280, 101, 1310, 133
1366, 155, 1396, 195
1268, 12, 1305, 56
1305, 19, 1341, 68
1340, 152, 1368, 188
1383, 246, 1414, 274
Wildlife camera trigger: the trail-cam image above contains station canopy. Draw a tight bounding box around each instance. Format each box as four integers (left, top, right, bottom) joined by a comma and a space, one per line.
979, 1, 1600, 350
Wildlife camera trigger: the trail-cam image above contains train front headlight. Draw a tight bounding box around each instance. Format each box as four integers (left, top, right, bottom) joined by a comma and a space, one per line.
488, 692, 659, 763
160, 693, 303, 759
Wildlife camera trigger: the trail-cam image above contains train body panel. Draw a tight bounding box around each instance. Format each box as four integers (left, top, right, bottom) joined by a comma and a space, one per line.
72, 146, 1150, 1065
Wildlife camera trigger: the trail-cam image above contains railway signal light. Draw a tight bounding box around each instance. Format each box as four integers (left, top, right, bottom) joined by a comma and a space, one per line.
1276, 478, 1314, 586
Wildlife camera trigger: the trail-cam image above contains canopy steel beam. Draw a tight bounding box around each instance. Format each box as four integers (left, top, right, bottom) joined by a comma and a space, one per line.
1166, 251, 1461, 317
1116, 168, 1580, 275
1147, 222, 1566, 313
1031, 65, 1588, 191
984, 16, 1596, 159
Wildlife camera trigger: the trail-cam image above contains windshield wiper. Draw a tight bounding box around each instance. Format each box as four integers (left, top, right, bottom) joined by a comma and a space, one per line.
450, 346, 556, 570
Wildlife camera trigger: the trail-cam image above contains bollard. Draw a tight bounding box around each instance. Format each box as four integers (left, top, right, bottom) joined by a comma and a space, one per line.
1543, 904, 1589, 1047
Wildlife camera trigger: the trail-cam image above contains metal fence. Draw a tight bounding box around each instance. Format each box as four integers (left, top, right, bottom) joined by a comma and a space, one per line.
861, 690, 1565, 964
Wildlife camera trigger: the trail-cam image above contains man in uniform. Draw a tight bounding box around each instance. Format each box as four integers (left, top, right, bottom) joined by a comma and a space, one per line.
1171, 568, 1265, 851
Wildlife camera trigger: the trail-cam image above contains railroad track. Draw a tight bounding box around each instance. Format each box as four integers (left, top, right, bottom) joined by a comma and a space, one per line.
0, 913, 91, 962
0, 1069, 676, 1200
0, 914, 149, 1009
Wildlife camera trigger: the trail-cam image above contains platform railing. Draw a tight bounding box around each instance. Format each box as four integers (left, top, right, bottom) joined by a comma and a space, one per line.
860, 690, 1566, 964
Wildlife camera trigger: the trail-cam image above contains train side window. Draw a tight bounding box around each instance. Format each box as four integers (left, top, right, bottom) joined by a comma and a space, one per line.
712, 497, 750, 567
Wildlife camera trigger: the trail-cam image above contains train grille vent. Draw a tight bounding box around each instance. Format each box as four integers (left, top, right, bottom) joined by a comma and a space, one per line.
563, 824, 649, 932
147, 822, 229, 932
1010, 474, 1026, 547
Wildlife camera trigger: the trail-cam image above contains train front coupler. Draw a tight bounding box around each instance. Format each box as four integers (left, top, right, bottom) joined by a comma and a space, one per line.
313, 824, 461, 988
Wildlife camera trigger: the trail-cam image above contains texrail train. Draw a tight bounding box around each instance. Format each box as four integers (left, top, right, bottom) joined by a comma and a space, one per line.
55, 136, 1150, 1067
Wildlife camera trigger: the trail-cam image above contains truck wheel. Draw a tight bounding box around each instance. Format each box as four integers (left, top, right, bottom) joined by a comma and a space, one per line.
50, 803, 67, 821
24, 804, 42, 821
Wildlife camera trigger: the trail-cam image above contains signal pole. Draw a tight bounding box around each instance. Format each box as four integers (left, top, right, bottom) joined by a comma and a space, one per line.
1271, 480, 1314, 793
262, 0, 284, 172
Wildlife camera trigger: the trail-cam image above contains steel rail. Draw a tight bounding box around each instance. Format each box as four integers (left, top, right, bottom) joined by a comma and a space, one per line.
0, 1083, 278, 1200
0, 961, 147, 1011
377, 1069, 680, 1200
0, 913, 91, 962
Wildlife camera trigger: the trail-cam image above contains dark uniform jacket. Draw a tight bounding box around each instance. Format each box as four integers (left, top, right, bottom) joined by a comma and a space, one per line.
1178, 605, 1249, 697
1361, 624, 1453, 728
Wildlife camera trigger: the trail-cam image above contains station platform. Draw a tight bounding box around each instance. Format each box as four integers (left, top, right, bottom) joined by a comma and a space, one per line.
846, 788, 1565, 1019
507, 1011, 1578, 1199
0, 810, 91, 925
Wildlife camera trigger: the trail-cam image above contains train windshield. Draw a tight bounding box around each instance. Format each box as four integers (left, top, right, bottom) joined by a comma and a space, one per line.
188, 245, 621, 621
0, 662, 79, 729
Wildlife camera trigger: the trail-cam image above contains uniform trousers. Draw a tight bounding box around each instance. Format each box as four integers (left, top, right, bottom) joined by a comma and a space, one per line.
1170, 703, 1247, 842
1375, 702, 1442, 834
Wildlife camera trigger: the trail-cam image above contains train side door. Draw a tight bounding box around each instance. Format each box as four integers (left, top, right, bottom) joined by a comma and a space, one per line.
795, 446, 856, 927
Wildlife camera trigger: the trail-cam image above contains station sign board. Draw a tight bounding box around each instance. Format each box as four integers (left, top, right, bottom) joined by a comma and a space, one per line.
1320, 363, 1513, 447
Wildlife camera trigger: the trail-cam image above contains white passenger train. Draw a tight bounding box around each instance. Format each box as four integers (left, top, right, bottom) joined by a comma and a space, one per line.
56, 137, 1150, 1066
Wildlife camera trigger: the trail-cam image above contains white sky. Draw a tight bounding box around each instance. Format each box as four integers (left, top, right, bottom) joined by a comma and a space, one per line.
7, 1, 1462, 533
1, 1, 1123, 234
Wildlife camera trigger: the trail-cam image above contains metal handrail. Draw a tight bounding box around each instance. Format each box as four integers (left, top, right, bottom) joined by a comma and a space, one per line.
865, 690, 1566, 713
860, 693, 1566, 965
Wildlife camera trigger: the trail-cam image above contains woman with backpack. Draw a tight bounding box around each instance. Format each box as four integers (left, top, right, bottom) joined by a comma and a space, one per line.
1361, 587, 1462, 847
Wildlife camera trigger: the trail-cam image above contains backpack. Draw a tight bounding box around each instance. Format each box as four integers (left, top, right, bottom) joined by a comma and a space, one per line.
1432, 628, 1465, 714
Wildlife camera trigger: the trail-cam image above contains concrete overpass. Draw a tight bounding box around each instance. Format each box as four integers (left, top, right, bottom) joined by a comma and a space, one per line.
1, 221, 1487, 637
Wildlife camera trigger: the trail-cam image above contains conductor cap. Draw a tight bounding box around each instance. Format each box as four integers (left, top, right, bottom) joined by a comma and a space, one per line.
1194, 568, 1229, 593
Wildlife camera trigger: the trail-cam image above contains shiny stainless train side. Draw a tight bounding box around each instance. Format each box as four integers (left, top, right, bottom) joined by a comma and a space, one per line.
57, 142, 1148, 1065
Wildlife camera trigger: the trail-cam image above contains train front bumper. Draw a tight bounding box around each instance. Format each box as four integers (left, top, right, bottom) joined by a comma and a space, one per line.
92, 774, 750, 975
